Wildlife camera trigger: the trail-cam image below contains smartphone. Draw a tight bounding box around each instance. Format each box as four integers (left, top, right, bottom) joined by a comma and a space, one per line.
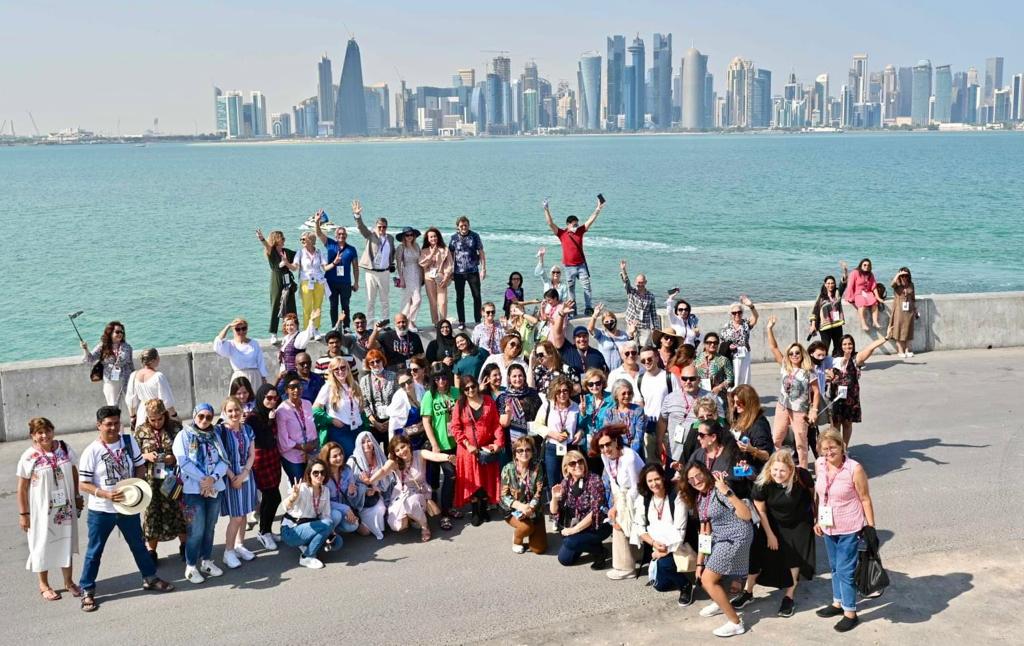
597, 193, 605, 205
732, 464, 753, 477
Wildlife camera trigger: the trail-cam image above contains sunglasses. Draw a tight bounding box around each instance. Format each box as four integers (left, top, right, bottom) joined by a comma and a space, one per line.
196, 413, 213, 421
411, 366, 423, 372
113, 329, 125, 334
598, 442, 614, 450
788, 351, 803, 357
369, 359, 383, 366
286, 383, 302, 390
398, 380, 412, 387
310, 470, 326, 477
464, 384, 479, 391
705, 341, 719, 346
566, 459, 584, 467
484, 310, 496, 315
697, 431, 714, 438
676, 309, 689, 314
296, 361, 311, 367
515, 448, 532, 454
332, 367, 348, 372
640, 356, 655, 363
623, 351, 638, 357
731, 311, 742, 315
535, 353, 546, 359
680, 376, 699, 382
234, 326, 248, 332
556, 388, 571, 394
586, 380, 604, 387
551, 271, 561, 275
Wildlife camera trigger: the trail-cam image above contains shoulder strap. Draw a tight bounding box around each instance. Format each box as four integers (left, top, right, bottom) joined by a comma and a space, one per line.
637, 372, 644, 392
665, 372, 673, 394
544, 402, 551, 427
121, 434, 134, 463
642, 492, 653, 529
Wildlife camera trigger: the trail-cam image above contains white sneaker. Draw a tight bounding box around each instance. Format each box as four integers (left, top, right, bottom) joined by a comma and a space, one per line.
223, 549, 242, 569
199, 559, 224, 577
712, 620, 746, 637
234, 545, 256, 561
298, 556, 324, 569
606, 568, 634, 580
897, 352, 906, 358
270, 334, 280, 346
256, 532, 277, 551
906, 350, 914, 357
512, 544, 526, 554
184, 565, 205, 584
700, 601, 723, 617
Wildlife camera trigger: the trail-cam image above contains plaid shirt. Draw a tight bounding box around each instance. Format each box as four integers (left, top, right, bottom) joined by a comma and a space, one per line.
621, 272, 661, 330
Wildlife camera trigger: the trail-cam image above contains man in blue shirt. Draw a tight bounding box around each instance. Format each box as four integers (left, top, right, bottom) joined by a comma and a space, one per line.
315, 213, 359, 332
448, 216, 487, 330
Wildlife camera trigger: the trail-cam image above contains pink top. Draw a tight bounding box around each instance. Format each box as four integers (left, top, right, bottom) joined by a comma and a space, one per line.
843, 270, 877, 303
815, 456, 866, 535
276, 399, 317, 464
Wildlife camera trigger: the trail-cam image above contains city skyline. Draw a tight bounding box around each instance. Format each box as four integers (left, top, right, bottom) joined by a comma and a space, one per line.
2, 1, 1023, 134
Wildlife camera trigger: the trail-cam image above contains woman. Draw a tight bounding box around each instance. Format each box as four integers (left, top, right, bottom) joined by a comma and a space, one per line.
396, 227, 424, 326
479, 334, 528, 387
653, 329, 681, 371
596, 380, 646, 455
360, 349, 397, 444
80, 320, 134, 406
809, 264, 849, 356
686, 461, 753, 638
172, 404, 229, 584
667, 344, 696, 379
843, 258, 883, 332
665, 292, 701, 346
534, 248, 570, 302
313, 357, 364, 457
409, 355, 429, 399
452, 374, 505, 526
537, 288, 563, 337
126, 348, 177, 429
592, 425, 643, 581
452, 333, 490, 388
280, 459, 335, 569
578, 368, 612, 470
534, 376, 582, 501
276, 374, 319, 485
229, 376, 256, 415
631, 464, 692, 604
386, 370, 426, 447
719, 295, 759, 388
135, 399, 186, 563
829, 334, 888, 445
499, 437, 547, 554
529, 340, 578, 393
479, 363, 504, 400
320, 442, 362, 550
369, 436, 455, 541
733, 449, 815, 618
550, 450, 611, 568
214, 318, 268, 387
418, 227, 454, 326
425, 319, 457, 366
497, 363, 542, 460
889, 267, 918, 357
689, 420, 743, 496
296, 231, 327, 331
729, 384, 775, 476
255, 228, 297, 345
814, 430, 876, 632
348, 431, 393, 539
247, 384, 282, 550
766, 316, 820, 469
695, 333, 733, 401
216, 397, 258, 569
507, 302, 541, 357
277, 313, 317, 375
17, 417, 82, 600
421, 365, 461, 530
503, 271, 525, 319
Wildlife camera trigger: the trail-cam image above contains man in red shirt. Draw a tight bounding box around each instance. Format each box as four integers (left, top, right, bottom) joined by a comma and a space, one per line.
544, 197, 605, 317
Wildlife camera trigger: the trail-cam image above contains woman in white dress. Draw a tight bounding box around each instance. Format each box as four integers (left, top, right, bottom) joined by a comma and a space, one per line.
214, 317, 269, 387
16, 418, 82, 600
126, 348, 178, 429
396, 227, 424, 328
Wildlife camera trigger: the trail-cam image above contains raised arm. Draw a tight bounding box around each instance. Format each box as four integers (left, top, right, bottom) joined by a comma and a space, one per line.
550, 300, 574, 349
855, 336, 889, 367
765, 316, 784, 365
314, 210, 328, 245
543, 202, 559, 235
740, 295, 758, 328
586, 303, 603, 335
619, 260, 633, 294
256, 228, 273, 256
351, 199, 373, 240
583, 198, 604, 229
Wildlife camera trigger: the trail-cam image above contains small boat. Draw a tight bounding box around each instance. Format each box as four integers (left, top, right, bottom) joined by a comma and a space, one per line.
298, 211, 340, 233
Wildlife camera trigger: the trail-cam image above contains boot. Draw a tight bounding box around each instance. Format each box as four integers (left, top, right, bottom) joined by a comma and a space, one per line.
479, 495, 492, 523
470, 498, 484, 527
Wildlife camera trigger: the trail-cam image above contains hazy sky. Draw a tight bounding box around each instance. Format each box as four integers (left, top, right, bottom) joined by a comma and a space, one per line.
2, 0, 1021, 134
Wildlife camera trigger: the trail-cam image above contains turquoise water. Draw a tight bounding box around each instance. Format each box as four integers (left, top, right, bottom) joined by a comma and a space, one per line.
3, 132, 1023, 362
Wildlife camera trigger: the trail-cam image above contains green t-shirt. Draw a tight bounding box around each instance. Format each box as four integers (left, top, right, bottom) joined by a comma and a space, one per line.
454, 347, 489, 380
420, 387, 460, 451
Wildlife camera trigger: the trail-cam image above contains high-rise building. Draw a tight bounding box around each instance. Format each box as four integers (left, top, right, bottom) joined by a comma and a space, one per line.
493, 56, 511, 83
814, 74, 830, 125
365, 84, 390, 134
951, 71, 968, 123
911, 60, 932, 126
317, 54, 334, 132
852, 54, 869, 103
578, 52, 602, 130
897, 67, 914, 117
250, 91, 267, 136
302, 98, 319, 137
458, 68, 475, 88
214, 87, 227, 134
704, 73, 715, 128
680, 47, 707, 129
606, 36, 626, 129
335, 38, 368, 136
626, 36, 645, 130
882, 65, 897, 121
726, 57, 754, 127
993, 87, 1011, 122
933, 65, 952, 123
1012, 74, 1024, 122
751, 69, 771, 128
485, 73, 502, 133
523, 89, 539, 131
840, 85, 855, 127
965, 84, 980, 124
224, 91, 244, 138
271, 113, 291, 137
652, 33, 672, 128
984, 57, 1004, 106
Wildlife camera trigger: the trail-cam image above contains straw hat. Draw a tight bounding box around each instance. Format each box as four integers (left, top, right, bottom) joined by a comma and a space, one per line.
112, 478, 152, 515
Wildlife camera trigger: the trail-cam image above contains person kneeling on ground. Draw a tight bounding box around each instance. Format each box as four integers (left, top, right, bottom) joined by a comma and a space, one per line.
499, 437, 547, 554
280, 459, 336, 569
632, 463, 695, 606
550, 450, 611, 569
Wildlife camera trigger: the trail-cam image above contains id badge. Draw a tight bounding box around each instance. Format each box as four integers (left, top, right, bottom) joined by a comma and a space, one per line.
672, 423, 687, 445
337, 263, 345, 278
835, 386, 848, 401
307, 279, 316, 291
901, 301, 910, 312
700, 378, 712, 392
50, 486, 68, 507
735, 346, 747, 359
426, 268, 438, 280
818, 505, 834, 528
555, 441, 567, 457
830, 309, 841, 322
153, 461, 167, 480
698, 533, 713, 555
109, 366, 121, 381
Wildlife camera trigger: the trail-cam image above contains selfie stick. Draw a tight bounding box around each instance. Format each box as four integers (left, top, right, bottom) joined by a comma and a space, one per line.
68, 310, 86, 344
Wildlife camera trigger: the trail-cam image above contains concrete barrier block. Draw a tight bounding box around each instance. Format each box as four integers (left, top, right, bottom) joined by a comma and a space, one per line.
688, 303, 799, 364
0, 356, 107, 440
189, 342, 281, 408
926, 292, 1024, 351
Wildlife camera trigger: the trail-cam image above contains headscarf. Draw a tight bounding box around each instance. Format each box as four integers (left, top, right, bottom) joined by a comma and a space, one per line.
349, 430, 394, 494
185, 404, 228, 468
249, 383, 278, 450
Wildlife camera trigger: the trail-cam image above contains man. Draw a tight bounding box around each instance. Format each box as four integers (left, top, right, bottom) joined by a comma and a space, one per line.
587, 303, 629, 370
549, 301, 607, 374
471, 302, 505, 355
78, 406, 174, 610
619, 259, 660, 347
315, 211, 359, 331
314, 329, 358, 376
636, 345, 681, 461
351, 199, 396, 323
448, 215, 486, 330
277, 352, 324, 402
340, 312, 373, 375
544, 197, 604, 316
607, 341, 642, 396
371, 313, 424, 371
657, 365, 721, 466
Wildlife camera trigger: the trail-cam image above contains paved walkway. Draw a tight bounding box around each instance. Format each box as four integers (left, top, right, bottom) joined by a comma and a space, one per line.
1, 348, 1021, 644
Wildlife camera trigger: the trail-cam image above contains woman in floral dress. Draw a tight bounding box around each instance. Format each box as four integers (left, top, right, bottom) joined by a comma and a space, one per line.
135, 399, 187, 562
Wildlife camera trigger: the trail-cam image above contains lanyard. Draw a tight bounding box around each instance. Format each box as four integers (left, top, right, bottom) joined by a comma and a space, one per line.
608, 457, 620, 483
556, 406, 571, 433
699, 490, 714, 523
823, 459, 845, 505
342, 386, 359, 420
101, 440, 128, 480
516, 465, 532, 496
291, 406, 308, 445
704, 447, 720, 472
312, 488, 321, 516
36, 449, 62, 487
653, 497, 667, 521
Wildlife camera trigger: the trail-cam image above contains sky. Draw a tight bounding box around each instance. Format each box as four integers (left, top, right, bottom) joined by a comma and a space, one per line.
1, 0, 1022, 135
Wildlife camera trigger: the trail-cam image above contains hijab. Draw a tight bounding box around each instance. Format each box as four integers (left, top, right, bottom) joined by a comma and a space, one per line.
349, 430, 394, 493
248, 383, 278, 450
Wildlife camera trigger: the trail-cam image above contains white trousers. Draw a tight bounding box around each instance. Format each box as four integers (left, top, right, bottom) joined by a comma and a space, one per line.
365, 271, 391, 322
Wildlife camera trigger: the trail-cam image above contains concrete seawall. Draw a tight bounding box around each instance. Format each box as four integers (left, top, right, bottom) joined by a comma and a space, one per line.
2, 291, 1021, 441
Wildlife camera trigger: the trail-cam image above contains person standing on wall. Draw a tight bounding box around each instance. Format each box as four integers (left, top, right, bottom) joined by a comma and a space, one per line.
351, 200, 396, 324
315, 212, 359, 332
255, 229, 297, 345
448, 216, 487, 330
543, 197, 604, 317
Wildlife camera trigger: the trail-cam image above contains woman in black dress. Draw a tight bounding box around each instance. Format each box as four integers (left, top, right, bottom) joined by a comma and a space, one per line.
256, 228, 298, 344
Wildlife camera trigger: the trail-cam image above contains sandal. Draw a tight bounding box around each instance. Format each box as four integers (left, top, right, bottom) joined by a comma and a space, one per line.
81, 594, 98, 612
40, 588, 61, 601
448, 508, 464, 519
439, 516, 453, 531
420, 526, 431, 542
142, 578, 175, 593
67, 583, 83, 598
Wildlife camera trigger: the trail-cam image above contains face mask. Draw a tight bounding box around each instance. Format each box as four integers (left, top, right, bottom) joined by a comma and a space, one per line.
371, 367, 384, 376
603, 320, 616, 330
811, 356, 823, 366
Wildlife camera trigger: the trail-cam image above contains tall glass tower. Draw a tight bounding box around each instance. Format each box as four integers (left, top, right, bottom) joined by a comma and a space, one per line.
681, 48, 707, 129
933, 65, 952, 123
578, 52, 602, 130
334, 38, 368, 136
626, 36, 645, 130
911, 60, 932, 126
652, 33, 672, 128
606, 36, 625, 129
318, 54, 334, 132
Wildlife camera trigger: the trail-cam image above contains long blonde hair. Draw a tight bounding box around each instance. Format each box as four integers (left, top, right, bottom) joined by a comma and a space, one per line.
326, 357, 362, 409
754, 448, 797, 494
783, 342, 812, 372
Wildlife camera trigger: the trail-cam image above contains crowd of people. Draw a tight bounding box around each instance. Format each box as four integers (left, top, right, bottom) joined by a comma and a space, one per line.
18, 198, 917, 636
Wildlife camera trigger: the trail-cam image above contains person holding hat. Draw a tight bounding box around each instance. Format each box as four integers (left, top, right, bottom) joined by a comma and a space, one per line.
351, 199, 396, 323
396, 226, 424, 329
78, 406, 174, 611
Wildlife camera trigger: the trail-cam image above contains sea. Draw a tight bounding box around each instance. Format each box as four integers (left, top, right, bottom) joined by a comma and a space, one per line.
2, 131, 1022, 363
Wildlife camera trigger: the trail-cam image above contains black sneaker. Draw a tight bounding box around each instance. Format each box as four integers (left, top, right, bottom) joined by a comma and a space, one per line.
730, 590, 754, 609
778, 596, 795, 617
834, 615, 859, 632
584, 307, 594, 316
816, 604, 844, 618
589, 547, 609, 571
678, 586, 695, 607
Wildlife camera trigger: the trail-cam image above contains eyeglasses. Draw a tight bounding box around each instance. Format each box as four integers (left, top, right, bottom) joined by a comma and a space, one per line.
535, 352, 546, 359
697, 431, 714, 438
310, 470, 326, 477
398, 380, 412, 387
556, 388, 571, 394
464, 384, 478, 391
411, 366, 423, 372
566, 459, 584, 467
515, 448, 532, 454
369, 359, 383, 366
296, 361, 311, 367
623, 350, 638, 357
639, 356, 655, 363
484, 310, 495, 315
686, 475, 703, 483
586, 380, 604, 387
598, 442, 614, 451
821, 446, 842, 455
730, 311, 742, 316
113, 329, 125, 334
680, 376, 698, 382
551, 271, 561, 275
704, 340, 718, 346
234, 326, 248, 332
196, 413, 213, 421
286, 383, 302, 390
788, 350, 803, 357
332, 367, 348, 373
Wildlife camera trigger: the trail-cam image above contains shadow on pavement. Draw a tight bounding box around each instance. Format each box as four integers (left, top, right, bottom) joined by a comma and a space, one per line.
857, 568, 973, 625
852, 438, 989, 478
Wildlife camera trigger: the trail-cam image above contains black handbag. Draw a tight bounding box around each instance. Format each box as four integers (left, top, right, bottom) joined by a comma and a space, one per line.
89, 360, 104, 382
854, 526, 889, 597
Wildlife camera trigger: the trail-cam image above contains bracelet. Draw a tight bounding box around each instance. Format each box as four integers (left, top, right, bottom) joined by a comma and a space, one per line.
19, 512, 30, 516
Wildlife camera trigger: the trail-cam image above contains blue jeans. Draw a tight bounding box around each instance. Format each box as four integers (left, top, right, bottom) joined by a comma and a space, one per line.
564, 263, 593, 312
824, 532, 860, 611
281, 458, 306, 485
558, 523, 612, 566
544, 442, 565, 501
329, 507, 358, 548
281, 520, 334, 558
79, 510, 157, 593
184, 493, 222, 566
652, 554, 692, 592
326, 424, 357, 459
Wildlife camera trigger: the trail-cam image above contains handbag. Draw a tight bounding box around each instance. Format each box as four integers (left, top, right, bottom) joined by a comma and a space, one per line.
672, 543, 698, 573
855, 526, 889, 597
90, 360, 104, 382
160, 472, 183, 500
463, 401, 501, 465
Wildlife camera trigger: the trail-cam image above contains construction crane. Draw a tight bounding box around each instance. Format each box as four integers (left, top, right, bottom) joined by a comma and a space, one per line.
28, 111, 40, 137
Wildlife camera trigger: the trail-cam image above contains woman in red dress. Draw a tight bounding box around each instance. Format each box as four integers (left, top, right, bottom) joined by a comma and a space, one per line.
451, 374, 505, 526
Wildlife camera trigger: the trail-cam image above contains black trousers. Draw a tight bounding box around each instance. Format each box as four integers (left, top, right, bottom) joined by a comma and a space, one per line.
269, 284, 297, 334
428, 448, 457, 513
258, 486, 282, 535
327, 281, 353, 329
453, 271, 482, 325
820, 326, 844, 356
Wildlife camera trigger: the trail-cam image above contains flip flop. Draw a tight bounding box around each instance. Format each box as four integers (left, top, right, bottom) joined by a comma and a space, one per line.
448, 509, 464, 519
40, 588, 61, 601
420, 527, 431, 542
67, 583, 83, 598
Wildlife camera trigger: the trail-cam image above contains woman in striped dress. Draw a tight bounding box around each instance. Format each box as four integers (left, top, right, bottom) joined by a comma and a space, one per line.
216, 397, 258, 569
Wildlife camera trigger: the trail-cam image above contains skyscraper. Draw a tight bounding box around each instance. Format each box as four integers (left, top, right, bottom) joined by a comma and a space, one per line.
852, 54, 869, 103
840, 85, 855, 127
911, 60, 932, 126
933, 65, 952, 123
578, 52, 602, 130
652, 33, 672, 128
271, 113, 291, 137
334, 38, 368, 136
984, 57, 1004, 106
523, 89, 539, 132
606, 36, 626, 129
726, 57, 754, 127
303, 98, 319, 137
471, 82, 486, 130
993, 88, 1011, 122
881, 65, 897, 121
365, 84, 390, 134
458, 68, 476, 88
814, 74, 830, 125
485, 73, 502, 133
965, 84, 980, 124
224, 91, 243, 139
951, 71, 968, 123
292, 103, 306, 136
680, 47, 707, 129
214, 87, 227, 134
1012, 74, 1023, 122
318, 54, 334, 132
751, 68, 771, 128
250, 91, 267, 136
626, 36, 645, 130
897, 67, 914, 117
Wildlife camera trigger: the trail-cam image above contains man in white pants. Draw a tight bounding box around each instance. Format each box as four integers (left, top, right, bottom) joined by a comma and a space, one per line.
352, 199, 396, 323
